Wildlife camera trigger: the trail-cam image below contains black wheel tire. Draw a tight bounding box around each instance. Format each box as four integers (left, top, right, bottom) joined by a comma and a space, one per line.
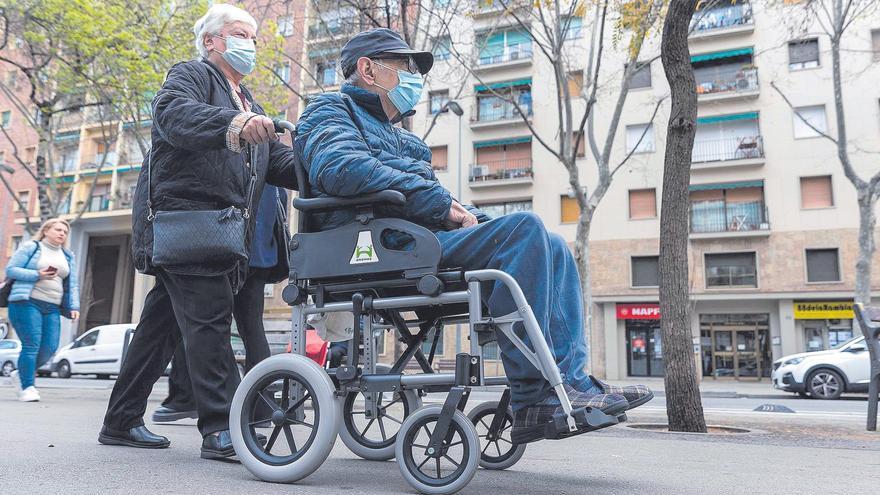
57, 360, 72, 379
1, 361, 14, 377
467, 401, 526, 470
807, 369, 844, 400
797, 391, 809, 399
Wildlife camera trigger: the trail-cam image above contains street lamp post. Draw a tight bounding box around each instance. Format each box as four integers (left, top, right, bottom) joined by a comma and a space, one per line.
442, 100, 465, 354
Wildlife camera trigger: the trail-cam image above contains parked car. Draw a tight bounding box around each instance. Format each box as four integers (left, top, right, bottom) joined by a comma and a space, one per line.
772, 336, 872, 399
48, 324, 136, 379
1, 339, 21, 376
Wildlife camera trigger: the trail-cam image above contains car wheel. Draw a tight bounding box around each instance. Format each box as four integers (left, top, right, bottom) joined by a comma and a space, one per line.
797, 391, 809, 399
57, 360, 72, 379
2, 361, 14, 377
808, 369, 843, 400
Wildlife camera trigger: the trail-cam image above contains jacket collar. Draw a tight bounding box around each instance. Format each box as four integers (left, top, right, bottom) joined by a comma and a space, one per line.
342, 83, 389, 123
201, 58, 255, 104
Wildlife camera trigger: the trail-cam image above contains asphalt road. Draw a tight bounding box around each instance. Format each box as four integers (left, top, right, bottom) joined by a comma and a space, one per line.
1, 377, 878, 494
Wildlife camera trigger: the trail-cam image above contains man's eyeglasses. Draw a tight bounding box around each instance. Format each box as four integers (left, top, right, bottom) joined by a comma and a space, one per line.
372, 56, 419, 75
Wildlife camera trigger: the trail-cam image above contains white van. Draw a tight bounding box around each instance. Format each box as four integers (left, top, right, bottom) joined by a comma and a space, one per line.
49, 324, 136, 379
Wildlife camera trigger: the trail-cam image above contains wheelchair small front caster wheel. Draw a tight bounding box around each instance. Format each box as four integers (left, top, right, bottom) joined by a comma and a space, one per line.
395, 405, 480, 495
230, 354, 340, 483
467, 401, 526, 470
340, 364, 422, 460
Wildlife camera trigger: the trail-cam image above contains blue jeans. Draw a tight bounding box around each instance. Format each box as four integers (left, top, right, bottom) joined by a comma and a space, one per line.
8, 299, 61, 389
435, 212, 591, 411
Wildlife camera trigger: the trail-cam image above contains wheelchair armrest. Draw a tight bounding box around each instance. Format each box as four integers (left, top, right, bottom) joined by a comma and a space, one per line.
293, 190, 406, 213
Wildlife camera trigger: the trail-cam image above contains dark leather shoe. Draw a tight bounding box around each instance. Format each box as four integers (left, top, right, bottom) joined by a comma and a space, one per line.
152, 405, 198, 423
98, 425, 170, 449
201, 430, 235, 460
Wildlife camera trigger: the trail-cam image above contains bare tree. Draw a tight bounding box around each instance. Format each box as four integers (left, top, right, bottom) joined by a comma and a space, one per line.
659, 0, 706, 433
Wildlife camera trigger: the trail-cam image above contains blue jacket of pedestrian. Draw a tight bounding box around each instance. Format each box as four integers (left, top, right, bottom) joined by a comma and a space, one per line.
5, 240, 80, 318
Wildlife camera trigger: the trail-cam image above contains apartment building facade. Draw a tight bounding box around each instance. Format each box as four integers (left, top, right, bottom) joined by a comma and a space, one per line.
299, 1, 880, 379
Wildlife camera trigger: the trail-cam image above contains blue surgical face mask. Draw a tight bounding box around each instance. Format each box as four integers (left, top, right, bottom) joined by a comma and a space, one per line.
373, 61, 424, 117
215, 35, 256, 75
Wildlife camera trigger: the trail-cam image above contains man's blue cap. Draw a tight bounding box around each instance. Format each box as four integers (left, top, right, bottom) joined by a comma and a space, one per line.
341, 28, 433, 78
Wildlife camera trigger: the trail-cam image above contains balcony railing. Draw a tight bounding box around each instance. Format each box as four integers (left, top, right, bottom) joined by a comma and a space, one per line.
690, 200, 769, 234
692, 135, 763, 163
307, 18, 359, 39
477, 44, 533, 66
469, 158, 533, 182
474, 99, 533, 122
690, 2, 753, 34
696, 67, 758, 97
85, 195, 111, 212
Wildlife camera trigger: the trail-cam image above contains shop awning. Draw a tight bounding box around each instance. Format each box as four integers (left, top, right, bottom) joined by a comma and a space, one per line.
696, 111, 759, 125
53, 131, 80, 143
474, 77, 532, 92
690, 47, 753, 63
308, 47, 338, 59
474, 136, 532, 148
689, 179, 764, 192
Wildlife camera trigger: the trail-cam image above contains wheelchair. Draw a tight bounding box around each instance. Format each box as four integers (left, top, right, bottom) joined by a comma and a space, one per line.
228, 121, 625, 494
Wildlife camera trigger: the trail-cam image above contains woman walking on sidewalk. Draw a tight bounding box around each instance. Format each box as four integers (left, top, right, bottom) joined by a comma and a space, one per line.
5, 218, 80, 402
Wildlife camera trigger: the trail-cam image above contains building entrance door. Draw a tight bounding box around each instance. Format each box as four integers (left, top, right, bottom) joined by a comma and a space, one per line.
79, 235, 133, 335
700, 314, 771, 380
626, 321, 664, 377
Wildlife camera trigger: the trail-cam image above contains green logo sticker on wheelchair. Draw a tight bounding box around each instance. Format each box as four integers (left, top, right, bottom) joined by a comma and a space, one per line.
350, 231, 379, 264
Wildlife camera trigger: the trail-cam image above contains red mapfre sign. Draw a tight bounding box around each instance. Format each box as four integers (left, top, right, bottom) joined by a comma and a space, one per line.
616, 304, 660, 320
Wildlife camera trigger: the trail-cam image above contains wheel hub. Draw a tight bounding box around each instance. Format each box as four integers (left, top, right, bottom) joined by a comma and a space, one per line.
272, 409, 286, 426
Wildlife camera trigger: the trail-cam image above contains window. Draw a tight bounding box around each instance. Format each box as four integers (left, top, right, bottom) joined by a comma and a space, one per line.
24, 146, 36, 164
631, 256, 660, 287
277, 15, 294, 37
625, 123, 655, 153
629, 188, 657, 219
274, 63, 291, 84
562, 16, 583, 41
630, 62, 652, 89
429, 90, 449, 114
7, 235, 22, 256
476, 84, 532, 121
477, 30, 532, 65
789, 38, 819, 70
421, 326, 445, 357
705, 252, 757, 288
433, 36, 451, 61
1, 110, 10, 129
430, 145, 448, 172
800, 175, 833, 209
16, 190, 30, 214
478, 200, 532, 219
806, 248, 841, 283
565, 71, 584, 96
315, 60, 338, 86
78, 331, 99, 347
873, 29, 880, 60
560, 196, 579, 223
263, 284, 275, 298
793, 105, 827, 139
573, 131, 586, 158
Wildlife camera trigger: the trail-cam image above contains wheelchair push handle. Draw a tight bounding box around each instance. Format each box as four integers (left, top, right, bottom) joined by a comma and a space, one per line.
272, 118, 296, 134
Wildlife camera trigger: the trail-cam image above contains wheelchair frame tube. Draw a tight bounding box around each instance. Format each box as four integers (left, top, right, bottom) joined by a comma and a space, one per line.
300, 291, 469, 316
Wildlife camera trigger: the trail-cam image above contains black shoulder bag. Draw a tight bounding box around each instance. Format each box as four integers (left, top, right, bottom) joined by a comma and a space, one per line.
0, 241, 39, 307
147, 147, 256, 268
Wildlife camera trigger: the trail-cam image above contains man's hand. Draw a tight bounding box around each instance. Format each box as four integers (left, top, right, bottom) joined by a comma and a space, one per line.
241, 115, 278, 146
444, 201, 478, 230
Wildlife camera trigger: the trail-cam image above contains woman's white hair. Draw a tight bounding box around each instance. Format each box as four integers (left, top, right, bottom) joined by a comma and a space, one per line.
193, 4, 258, 59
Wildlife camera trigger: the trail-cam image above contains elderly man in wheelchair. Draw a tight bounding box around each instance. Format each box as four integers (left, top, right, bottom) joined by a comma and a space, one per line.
229, 29, 652, 494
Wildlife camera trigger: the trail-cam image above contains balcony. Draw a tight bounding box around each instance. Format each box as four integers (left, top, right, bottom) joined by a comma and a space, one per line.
84, 194, 111, 213
689, 1, 754, 40
696, 67, 759, 102
692, 135, 764, 169
471, 98, 533, 130
474, 43, 533, 71
690, 200, 770, 239
469, 158, 533, 188
307, 18, 359, 41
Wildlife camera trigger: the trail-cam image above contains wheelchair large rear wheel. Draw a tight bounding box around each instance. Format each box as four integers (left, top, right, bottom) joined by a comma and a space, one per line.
467, 401, 526, 470
339, 364, 422, 460
395, 405, 480, 495
230, 354, 340, 483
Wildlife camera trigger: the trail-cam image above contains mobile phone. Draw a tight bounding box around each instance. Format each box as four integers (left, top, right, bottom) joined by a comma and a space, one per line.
46, 265, 58, 273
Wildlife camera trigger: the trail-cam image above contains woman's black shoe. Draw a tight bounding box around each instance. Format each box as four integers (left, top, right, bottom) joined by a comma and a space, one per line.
201, 430, 235, 460
98, 425, 170, 449
152, 405, 198, 423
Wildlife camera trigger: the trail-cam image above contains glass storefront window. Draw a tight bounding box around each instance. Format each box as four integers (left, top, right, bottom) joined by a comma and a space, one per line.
626, 321, 664, 377
802, 319, 853, 352
700, 313, 771, 379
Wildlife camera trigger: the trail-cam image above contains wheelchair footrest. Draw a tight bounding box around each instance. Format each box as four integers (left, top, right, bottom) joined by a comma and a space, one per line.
544, 407, 625, 440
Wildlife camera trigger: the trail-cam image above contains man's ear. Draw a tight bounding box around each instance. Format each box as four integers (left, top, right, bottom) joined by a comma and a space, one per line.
357, 57, 375, 84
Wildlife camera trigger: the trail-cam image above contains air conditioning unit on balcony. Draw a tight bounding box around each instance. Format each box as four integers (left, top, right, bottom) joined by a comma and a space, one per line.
471, 165, 489, 179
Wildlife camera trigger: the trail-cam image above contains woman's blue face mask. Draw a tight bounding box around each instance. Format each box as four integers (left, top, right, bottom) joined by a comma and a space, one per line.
372, 60, 424, 117
213, 34, 256, 75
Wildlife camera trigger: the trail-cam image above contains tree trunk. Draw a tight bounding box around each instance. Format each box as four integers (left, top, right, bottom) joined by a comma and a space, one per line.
855, 192, 876, 307
35, 109, 53, 224
659, 0, 706, 433
574, 208, 594, 366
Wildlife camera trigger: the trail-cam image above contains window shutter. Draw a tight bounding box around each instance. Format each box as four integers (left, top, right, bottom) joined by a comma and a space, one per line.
430, 146, 448, 171
631, 256, 659, 287
789, 39, 818, 64
800, 176, 833, 208
629, 189, 657, 219
806, 248, 840, 282
560, 196, 579, 223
